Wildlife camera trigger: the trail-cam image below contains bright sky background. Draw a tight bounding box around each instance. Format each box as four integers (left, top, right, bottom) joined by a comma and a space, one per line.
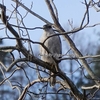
1, 0, 100, 43
0, 0, 100, 58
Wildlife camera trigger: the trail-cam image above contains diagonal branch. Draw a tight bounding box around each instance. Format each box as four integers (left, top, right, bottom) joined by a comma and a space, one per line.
0, 4, 23, 48
45, 0, 99, 85
12, 0, 52, 25
50, 0, 59, 20
45, 0, 64, 31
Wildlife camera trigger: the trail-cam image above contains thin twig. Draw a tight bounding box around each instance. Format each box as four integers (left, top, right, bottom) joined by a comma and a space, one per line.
12, 0, 52, 25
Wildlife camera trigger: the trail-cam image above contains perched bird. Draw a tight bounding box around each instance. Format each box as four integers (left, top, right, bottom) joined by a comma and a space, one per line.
40, 24, 62, 86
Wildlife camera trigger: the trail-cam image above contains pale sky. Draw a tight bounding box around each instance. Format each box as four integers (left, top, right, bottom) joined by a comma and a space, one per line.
1, 0, 100, 51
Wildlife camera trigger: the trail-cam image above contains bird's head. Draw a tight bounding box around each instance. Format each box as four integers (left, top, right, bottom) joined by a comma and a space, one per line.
43, 24, 52, 31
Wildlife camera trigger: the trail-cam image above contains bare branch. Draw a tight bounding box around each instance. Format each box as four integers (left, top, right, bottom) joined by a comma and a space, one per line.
80, 0, 90, 28
18, 78, 48, 100
0, 0, 100, 99
0, 4, 23, 48
0, 46, 18, 52
50, 0, 59, 20
82, 85, 100, 90
0, 66, 21, 96
45, 0, 99, 86
12, 0, 52, 25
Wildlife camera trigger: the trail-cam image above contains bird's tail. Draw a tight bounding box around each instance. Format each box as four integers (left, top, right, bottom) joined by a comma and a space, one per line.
50, 72, 56, 86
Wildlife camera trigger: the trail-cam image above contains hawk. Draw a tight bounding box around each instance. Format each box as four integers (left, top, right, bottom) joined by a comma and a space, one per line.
40, 24, 62, 86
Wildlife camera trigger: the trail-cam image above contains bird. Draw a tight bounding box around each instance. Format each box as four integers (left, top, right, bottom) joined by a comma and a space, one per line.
40, 24, 62, 86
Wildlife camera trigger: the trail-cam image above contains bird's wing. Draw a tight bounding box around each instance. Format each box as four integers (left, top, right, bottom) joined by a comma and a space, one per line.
40, 30, 62, 59
47, 35, 62, 58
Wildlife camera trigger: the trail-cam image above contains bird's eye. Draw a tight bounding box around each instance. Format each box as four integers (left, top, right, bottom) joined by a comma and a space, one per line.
43, 24, 52, 29
48, 26, 52, 28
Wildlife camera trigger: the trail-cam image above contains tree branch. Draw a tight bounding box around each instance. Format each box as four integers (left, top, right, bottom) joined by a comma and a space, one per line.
45, 0, 99, 86
12, 0, 52, 25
